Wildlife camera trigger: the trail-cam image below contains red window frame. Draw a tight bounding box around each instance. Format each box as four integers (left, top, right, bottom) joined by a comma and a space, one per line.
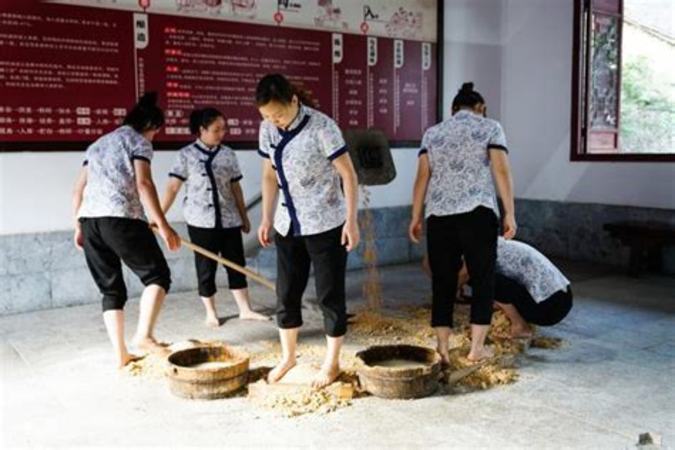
571, 0, 675, 162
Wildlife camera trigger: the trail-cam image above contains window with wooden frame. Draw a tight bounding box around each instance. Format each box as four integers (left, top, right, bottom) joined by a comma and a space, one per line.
572, 0, 675, 161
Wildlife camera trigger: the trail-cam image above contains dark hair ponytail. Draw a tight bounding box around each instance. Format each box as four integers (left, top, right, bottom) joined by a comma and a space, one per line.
123, 92, 165, 132
451, 82, 485, 113
255, 73, 315, 108
189, 107, 224, 135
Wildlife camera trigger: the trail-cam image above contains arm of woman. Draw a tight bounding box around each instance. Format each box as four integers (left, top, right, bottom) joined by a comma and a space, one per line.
489, 150, 517, 239
72, 167, 88, 250
409, 153, 430, 243
135, 160, 181, 251
258, 159, 278, 247
231, 181, 250, 233
161, 177, 183, 214
332, 153, 360, 252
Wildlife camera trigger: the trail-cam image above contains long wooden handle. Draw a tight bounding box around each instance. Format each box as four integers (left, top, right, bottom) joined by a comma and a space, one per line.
179, 238, 276, 291
446, 354, 514, 385
446, 359, 490, 385
151, 225, 276, 291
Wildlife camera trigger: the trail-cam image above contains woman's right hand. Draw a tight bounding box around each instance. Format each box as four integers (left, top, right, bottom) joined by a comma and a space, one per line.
73, 225, 84, 251
502, 213, 517, 240
408, 217, 424, 243
258, 219, 273, 247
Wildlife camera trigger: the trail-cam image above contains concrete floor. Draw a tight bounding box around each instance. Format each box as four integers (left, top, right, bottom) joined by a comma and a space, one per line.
1, 261, 674, 449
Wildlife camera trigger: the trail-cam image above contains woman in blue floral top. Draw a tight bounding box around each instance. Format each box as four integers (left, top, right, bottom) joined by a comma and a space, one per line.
410, 82, 517, 364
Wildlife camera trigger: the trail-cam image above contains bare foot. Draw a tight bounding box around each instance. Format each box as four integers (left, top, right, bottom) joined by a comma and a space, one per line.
510, 324, 533, 339
117, 353, 142, 370
205, 316, 221, 328
238, 310, 270, 321
267, 359, 297, 383
132, 336, 170, 356
466, 345, 495, 363
436, 347, 451, 369
311, 364, 340, 389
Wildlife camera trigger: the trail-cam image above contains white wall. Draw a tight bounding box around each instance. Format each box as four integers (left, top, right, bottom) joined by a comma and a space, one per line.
442, 0, 503, 121
0, 148, 420, 235
501, 0, 675, 210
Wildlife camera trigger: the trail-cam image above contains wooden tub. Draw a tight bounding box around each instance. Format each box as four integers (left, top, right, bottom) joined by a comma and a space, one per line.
166, 345, 249, 399
356, 344, 441, 399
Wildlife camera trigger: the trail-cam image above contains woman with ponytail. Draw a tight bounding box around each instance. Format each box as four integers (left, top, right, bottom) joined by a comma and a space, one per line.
72, 92, 181, 369
409, 82, 517, 364
161, 107, 268, 326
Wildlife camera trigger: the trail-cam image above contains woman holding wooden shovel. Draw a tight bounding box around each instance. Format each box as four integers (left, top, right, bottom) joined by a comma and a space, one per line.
162, 107, 269, 327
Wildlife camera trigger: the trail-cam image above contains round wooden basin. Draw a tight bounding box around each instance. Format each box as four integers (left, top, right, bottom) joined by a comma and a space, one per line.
356, 344, 441, 399
166, 345, 249, 400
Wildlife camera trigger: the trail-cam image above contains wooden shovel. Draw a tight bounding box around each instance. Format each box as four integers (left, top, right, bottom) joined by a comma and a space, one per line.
152, 225, 276, 291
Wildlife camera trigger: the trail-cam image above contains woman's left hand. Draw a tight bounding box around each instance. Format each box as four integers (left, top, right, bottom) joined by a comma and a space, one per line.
341, 220, 360, 252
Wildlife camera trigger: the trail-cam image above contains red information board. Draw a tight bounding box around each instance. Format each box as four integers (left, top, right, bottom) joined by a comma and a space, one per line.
0, 0, 439, 150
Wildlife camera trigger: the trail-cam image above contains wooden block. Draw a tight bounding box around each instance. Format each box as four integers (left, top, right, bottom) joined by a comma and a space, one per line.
326, 382, 355, 400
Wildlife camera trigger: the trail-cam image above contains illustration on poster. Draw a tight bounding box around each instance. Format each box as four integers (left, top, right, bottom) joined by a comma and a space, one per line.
315, 0, 347, 30
175, 0, 256, 16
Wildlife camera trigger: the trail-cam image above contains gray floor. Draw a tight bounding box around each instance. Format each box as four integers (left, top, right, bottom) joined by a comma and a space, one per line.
1, 262, 674, 449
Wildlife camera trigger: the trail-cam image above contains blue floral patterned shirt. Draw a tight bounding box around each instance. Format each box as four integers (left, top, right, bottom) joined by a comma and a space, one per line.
258, 105, 348, 236
419, 110, 508, 218
78, 125, 153, 221
169, 140, 244, 229
496, 238, 570, 302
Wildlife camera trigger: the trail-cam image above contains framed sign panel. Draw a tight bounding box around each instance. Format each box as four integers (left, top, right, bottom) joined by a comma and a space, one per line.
0, 0, 440, 150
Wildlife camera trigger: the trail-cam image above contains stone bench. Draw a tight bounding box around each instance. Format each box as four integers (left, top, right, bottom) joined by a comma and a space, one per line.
603, 221, 675, 277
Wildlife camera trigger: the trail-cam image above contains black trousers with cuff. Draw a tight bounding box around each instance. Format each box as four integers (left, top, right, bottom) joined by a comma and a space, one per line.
274, 224, 347, 338
187, 225, 248, 297
426, 207, 498, 328
80, 217, 171, 312
494, 274, 573, 326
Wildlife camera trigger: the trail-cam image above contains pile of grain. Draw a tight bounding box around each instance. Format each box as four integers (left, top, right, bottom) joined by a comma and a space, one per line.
123, 339, 224, 379
247, 361, 362, 417
248, 380, 352, 418
124, 353, 168, 379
